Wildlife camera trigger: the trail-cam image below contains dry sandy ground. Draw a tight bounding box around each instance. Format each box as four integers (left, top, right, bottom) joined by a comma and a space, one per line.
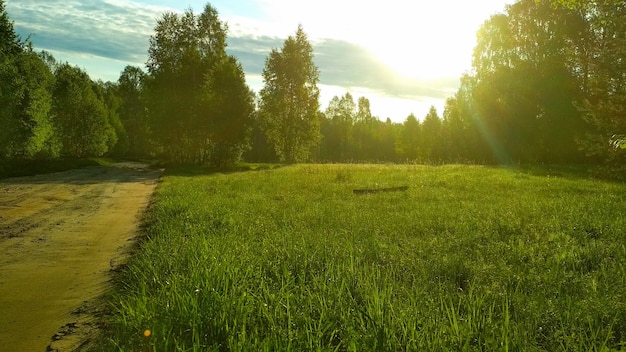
0, 162, 160, 351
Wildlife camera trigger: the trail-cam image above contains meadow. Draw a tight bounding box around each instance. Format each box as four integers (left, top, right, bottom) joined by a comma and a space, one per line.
100, 164, 626, 351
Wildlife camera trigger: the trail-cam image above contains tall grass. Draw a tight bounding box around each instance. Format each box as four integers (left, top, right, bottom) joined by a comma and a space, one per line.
100, 164, 626, 351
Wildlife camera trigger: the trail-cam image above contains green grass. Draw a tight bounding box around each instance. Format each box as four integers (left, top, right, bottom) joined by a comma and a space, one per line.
100, 164, 626, 351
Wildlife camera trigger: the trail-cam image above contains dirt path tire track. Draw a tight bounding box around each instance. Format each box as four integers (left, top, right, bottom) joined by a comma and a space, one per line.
0, 163, 161, 351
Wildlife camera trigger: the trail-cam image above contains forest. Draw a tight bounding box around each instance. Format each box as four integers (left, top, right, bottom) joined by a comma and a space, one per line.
1, 0, 624, 172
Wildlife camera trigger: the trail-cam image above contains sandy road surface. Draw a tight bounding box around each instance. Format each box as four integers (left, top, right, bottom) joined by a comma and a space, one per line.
0, 163, 160, 351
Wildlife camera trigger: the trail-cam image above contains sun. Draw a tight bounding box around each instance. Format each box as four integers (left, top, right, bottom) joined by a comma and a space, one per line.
335, 1, 499, 82
257, 0, 507, 81
372, 40, 466, 81
364, 9, 477, 81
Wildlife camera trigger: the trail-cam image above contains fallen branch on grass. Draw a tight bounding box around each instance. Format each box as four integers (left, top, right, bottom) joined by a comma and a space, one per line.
353, 186, 409, 195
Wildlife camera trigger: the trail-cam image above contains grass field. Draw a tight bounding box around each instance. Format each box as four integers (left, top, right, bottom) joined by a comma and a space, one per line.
100, 164, 626, 351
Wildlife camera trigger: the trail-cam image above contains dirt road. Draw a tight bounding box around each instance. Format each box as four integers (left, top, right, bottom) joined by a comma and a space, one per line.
0, 163, 160, 351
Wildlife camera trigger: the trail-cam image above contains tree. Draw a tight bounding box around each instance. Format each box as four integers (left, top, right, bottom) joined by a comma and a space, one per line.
0, 3, 58, 159
469, 0, 588, 163
246, 106, 278, 163
52, 63, 113, 158
320, 96, 341, 161
15, 50, 59, 158
146, 4, 253, 165
0, 49, 59, 159
421, 106, 443, 161
92, 80, 128, 156
356, 97, 374, 124
441, 97, 466, 162
0, 0, 21, 56
396, 113, 421, 162
323, 92, 356, 161
203, 55, 255, 166
380, 118, 400, 162
1, 0, 24, 158
559, 0, 626, 168
353, 96, 379, 161
117, 65, 149, 157
259, 25, 321, 163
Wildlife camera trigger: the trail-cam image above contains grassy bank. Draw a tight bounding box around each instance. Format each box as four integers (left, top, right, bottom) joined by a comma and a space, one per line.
0, 158, 111, 179
100, 164, 626, 351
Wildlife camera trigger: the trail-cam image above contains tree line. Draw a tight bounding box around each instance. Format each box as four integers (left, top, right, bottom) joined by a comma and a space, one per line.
1, 0, 624, 169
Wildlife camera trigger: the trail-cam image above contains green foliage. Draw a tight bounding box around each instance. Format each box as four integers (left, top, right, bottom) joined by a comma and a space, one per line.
146, 8, 222, 163
102, 164, 626, 350
461, 0, 625, 168
203, 56, 255, 167
0, 53, 24, 157
117, 65, 150, 158
259, 25, 321, 163
0, 0, 21, 56
469, 0, 587, 164
352, 97, 387, 162
146, 4, 252, 166
421, 106, 444, 161
245, 109, 279, 163
2, 0, 623, 168
551, 0, 624, 10
0, 0, 125, 162
395, 113, 421, 161
0, 0, 24, 159
0, 7, 59, 160
92, 80, 129, 156
318, 94, 399, 163
573, 1, 626, 168
52, 64, 113, 158
17, 50, 59, 159
441, 97, 466, 162
323, 93, 356, 161
391, 106, 445, 163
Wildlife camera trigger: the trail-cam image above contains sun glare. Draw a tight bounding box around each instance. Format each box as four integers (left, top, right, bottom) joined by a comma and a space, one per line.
361, 2, 485, 81
230, 0, 511, 119
258, 0, 507, 81
373, 40, 469, 81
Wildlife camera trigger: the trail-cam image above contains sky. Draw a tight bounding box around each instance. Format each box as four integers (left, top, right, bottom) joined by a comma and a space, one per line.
6, 0, 513, 122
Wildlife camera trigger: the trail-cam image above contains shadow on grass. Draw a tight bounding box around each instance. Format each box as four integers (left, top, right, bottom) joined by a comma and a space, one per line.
162, 162, 625, 184
161, 163, 283, 177
0, 159, 162, 185
492, 163, 624, 183
506, 164, 591, 178
0, 159, 104, 180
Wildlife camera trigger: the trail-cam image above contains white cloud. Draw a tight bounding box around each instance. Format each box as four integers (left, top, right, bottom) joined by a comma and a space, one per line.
7, 0, 159, 62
